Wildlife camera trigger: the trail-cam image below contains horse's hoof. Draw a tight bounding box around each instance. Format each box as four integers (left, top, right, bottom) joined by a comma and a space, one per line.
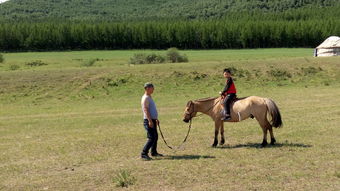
211, 144, 217, 148
212, 139, 218, 147
270, 138, 276, 145
261, 140, 268, 147
220, 140, 225, 145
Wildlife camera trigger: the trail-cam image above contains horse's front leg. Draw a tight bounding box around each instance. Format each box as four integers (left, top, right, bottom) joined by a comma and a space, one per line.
212, 120, 220, 147
220, 121, 225, 145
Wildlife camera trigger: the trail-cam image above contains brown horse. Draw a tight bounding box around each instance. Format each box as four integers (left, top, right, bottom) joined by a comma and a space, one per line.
183, 96, 282, 147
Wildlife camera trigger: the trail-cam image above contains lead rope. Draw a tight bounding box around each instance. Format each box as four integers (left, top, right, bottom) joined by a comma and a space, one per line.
158, 119, 192, 150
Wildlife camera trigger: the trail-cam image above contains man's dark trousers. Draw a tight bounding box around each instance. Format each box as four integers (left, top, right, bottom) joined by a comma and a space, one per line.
142, 119, 158, 155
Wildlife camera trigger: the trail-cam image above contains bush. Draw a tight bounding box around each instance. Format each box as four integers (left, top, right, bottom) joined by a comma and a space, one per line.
113, 169, 136, 188
146, 53, 166, 64
129, 48, 188, 64
0, 53, 4, 63
26, 60, 48, 67
9, 64, 20, 71
129, 53, 165, 64
81, 59, 97, 67
166, 48, 188, 63
129, 53, 147, 65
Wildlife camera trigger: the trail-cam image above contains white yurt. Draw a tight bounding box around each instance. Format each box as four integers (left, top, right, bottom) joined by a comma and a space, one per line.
314, 36, 340, 57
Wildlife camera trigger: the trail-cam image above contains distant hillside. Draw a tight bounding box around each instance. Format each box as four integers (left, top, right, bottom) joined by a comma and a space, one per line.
0, 0, 339, 21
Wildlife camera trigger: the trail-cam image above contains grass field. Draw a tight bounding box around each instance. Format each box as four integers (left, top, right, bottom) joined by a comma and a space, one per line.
0, 49, 339, 190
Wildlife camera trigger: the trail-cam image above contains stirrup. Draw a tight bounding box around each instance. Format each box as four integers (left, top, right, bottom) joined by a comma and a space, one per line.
221, 115, 231, 121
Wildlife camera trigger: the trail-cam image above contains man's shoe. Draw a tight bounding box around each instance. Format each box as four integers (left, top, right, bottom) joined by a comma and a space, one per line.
141, 154, 152, 160
151, 153, 164, 157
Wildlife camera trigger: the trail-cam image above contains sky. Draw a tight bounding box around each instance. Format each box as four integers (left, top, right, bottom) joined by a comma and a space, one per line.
0, 0, 10, 4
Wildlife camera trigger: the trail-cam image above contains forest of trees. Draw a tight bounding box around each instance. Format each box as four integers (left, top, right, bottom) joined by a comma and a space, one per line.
0, 0, 339, 51
0, 0, 339, 21
1, 18, 339, 51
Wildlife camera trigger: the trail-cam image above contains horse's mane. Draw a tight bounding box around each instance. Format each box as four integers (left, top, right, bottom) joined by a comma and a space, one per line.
237, 96, 249, 100
194, 97, 219, 102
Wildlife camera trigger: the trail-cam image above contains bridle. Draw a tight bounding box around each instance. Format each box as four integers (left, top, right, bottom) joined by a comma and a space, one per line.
185, 97, 221, 120
184, 101, 196, 120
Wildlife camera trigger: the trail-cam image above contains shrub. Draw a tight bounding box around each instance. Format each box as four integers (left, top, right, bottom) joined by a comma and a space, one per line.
130, 53, 147, 65
129, 53, 165, 64
129, 48, 188, 64
166, 48, 188, 63
0, 53, 4, 63
146, 53, 166, 64
113, 169, 136, 188
26, 60, 48, 67
9, 64, 20, 71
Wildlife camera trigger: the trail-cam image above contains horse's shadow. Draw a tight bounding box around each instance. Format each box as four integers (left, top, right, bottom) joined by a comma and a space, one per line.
217, 142, 312, 149
155, 155, 216, 160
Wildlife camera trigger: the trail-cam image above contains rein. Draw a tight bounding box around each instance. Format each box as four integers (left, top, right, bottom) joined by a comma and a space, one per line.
158, 97, 221, 150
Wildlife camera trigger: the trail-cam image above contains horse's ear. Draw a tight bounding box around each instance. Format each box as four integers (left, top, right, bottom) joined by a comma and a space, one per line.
186, 100, 193, 107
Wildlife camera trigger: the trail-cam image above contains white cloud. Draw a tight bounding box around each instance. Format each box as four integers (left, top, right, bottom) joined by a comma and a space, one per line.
0, 0, 10, 4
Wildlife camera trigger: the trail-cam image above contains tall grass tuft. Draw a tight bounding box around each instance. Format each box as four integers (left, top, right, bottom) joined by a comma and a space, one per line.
267, 69, 292, 80
26, 60, 47, 67
113, 169, 136, 188
81, 59, 97, 67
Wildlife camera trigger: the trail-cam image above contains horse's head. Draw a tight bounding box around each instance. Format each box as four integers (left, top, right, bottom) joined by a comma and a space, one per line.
183, 100, 196, 123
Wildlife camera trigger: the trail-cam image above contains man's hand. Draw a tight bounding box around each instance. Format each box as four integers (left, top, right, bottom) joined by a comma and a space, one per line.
156, 119, 160, 126
148, 120, 154, 128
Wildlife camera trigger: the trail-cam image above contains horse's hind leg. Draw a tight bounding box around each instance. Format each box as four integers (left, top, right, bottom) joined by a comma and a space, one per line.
269, 127, 276, 145
261, 127, 268, 147
212, 120, 220, 147
220, 122, 225, 145
256, 116, 271, 147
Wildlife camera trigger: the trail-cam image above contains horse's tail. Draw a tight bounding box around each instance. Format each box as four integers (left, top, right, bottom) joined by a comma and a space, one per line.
264, 98, 283, 128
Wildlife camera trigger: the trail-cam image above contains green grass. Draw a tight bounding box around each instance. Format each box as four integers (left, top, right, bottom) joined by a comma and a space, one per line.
0, 49, 339, 190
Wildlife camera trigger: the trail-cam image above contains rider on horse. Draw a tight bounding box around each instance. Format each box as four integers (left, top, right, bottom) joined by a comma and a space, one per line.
220, 68, 237, 121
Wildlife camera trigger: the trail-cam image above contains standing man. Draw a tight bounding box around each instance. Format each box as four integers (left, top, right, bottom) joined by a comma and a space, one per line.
141, 83, 163, 160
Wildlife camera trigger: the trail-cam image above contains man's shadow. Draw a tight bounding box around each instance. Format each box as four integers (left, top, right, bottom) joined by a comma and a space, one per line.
216, 142, 312, 149
155, 155, 216, 160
